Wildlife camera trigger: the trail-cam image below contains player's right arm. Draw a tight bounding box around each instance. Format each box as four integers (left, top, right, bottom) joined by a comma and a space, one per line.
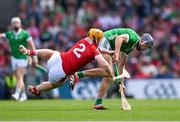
114, 34, 129, 62
0, 33, 6, 43
27, 36, 38, 65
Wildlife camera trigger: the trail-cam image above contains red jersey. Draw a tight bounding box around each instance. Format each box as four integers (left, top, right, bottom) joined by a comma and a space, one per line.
61, 38, 100, 75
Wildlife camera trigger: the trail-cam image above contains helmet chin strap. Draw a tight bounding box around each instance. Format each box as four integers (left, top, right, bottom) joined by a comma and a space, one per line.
136, 40, 144, 50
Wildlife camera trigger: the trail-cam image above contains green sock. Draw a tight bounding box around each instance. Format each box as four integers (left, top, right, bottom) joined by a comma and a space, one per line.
77, 71, 84, 79
95, 98, 103, 105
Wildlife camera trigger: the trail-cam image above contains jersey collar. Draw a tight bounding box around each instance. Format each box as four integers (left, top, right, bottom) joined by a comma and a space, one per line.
85, 37, 94, 44
13, 28, 22, 36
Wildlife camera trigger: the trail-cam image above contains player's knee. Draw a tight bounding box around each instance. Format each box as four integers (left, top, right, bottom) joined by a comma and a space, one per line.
103, 77, 111, 83
16, 68, 26, 75
49, 76, 66, 88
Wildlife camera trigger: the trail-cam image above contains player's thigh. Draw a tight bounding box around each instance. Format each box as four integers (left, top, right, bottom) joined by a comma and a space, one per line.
11, 57, 27, 76
15, 67, 26, 80
11, 57, 28, 70
47, 51, 66, 85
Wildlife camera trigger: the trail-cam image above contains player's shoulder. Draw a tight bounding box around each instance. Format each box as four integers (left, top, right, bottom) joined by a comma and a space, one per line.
20, 29, 31, 38
79, 38, 86, 42
72, 38, 87, 48
79, 38, 91, 45
91, 42, 98, 52
123, 28, 139, 37
4, 30, 13, 37
128, 32, 140, 43
5, 30, 12, 34
81, 38, 97, 49
125, 28, 138, 35
75, 38, 86, 46
21, 29, 29, 34
79, 38, 87, 43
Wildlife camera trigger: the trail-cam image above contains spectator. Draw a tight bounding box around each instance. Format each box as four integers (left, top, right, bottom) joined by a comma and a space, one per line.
140, 56, 158, 78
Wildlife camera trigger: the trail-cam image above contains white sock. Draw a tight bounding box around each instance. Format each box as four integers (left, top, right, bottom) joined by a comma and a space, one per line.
21, 92, 27, 98
15, 88, 21, 96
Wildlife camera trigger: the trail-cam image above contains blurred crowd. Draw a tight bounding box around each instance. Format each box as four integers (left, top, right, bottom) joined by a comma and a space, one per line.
0, 0, 180, 96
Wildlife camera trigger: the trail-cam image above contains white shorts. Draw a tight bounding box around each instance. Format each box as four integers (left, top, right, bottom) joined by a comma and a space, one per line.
98, 36, 112, 50
11, 56, 28, 71
47, 51, 66, 83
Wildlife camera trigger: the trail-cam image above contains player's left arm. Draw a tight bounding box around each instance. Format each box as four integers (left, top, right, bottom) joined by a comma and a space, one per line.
117, 52, 128, 91
80, 47, 114, 79
118, 52, 128, 74
114, 34, 129, 62
85, 47, 114, 78
95, 54, 114, 78
27, 36, 38, 64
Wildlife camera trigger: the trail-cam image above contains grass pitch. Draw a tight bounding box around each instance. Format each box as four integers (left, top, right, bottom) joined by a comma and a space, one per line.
0, 99, 180, 121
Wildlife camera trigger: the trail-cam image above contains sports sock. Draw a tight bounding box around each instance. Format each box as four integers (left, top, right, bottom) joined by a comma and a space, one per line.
76, 71, 84, 79
21, 89, 26, 97
21, 91, 27, 98
95, 98, 103, 105
14, 87, 21, 95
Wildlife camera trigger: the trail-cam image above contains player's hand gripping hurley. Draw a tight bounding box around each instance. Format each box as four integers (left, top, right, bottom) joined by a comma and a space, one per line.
113, 63, 131, 110
19, 45, 47, 73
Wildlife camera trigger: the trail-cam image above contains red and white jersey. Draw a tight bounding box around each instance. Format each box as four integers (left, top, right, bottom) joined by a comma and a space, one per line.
60, 38, 100, 75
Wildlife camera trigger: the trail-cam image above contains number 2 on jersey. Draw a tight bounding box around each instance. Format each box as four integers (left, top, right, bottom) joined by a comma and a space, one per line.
73, 43, 86, 58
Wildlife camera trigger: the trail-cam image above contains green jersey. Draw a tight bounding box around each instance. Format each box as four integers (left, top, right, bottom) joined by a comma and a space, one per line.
4, 29, 31, 59
104, 28, 140, 54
